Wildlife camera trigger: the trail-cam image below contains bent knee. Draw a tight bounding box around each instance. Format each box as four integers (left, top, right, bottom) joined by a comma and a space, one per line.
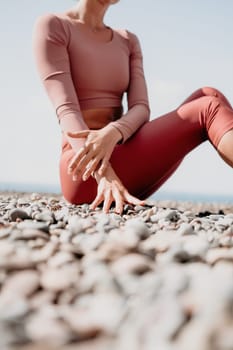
61, 178, 97, 205
201, 86, 232, 107
201, 86, 222, 98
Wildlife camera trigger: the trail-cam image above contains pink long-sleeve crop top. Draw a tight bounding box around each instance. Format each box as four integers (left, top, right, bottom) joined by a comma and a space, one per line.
33, 13, 150, 143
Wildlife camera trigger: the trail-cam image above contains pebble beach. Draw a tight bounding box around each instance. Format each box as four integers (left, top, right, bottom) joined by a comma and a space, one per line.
0, 192, 233, 350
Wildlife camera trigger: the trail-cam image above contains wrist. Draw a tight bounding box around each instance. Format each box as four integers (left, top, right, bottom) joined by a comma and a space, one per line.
106, 124, 123, 144
92, 162, 112, 182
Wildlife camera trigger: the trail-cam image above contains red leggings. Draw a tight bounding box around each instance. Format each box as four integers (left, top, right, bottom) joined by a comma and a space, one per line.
59, 87, 233, 204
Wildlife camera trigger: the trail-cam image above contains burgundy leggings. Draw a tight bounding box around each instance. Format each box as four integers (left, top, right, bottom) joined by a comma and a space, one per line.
60, 87, 233, 204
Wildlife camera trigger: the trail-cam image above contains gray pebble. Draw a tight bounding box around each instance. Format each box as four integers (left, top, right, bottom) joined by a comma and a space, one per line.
1, 270, 40, 297
40, 264, 79, 292
17, 220, 50, 233
9, 208, 30, 221
111, 253, 152, 275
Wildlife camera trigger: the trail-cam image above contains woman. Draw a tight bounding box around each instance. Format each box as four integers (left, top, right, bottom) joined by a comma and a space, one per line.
33, 0, 233, 214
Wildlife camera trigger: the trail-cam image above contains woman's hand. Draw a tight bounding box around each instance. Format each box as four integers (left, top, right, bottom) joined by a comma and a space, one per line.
90, 164, 145, 214
67, 124, 122, 181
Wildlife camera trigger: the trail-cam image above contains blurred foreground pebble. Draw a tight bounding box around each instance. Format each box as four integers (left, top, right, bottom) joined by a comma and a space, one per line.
0, 192, 233, 350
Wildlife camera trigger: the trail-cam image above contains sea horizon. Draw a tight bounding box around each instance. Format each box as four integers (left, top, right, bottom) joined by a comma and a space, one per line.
0, 182, 232, 204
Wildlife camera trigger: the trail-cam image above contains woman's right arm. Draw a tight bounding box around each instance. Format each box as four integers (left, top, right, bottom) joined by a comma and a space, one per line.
32, 13, 88, 152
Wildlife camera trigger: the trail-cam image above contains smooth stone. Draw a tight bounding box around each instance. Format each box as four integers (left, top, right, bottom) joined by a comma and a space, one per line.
1, 270, 40, 297
141, 231, 177, 253
63, 293, 125, 337
95, 213, 110, 229
141, 208, 156, 222
121, 230, 140, 249
40, 264, 79, 292
111, 253, 152, 275
0, 271, 6, 285
153, 209, 180, 223
57, 287, 78, 305
48, 251, 75, 268
116, 274, 142, 296
9, 208, 30, 221
50, 221, 66, 231
81, 252, 103, 269
59, 230, 73, 243
165, 242, 191, 263
30, 193, 42, 201
10, 229, 49, 241
75, 233, 105, 254
0, 293, 29, 321
161, 265, 189, 295
33, 211, 54, 224
0, 241, 15, 256
134, 205, 146, 212
124, 218, 150, 239
178, 223, 195, 236
140, 296, 186, 342
17, 198, 30, 206
97, 241, 129, 262
215, 217, 233, 230
182, 236, 209, 259
17, 220, 50, 233
78, 263, 119, 294
0, 227, 13, 238
28, 237, 49, 248
4, 203, 16, 210
206, 247, 233, 264
67, 215, 84, 234
108, 228, 140, 250
214, 326, 233, 350
219, 234, 233, 248
48, 197, 60, 206
30, 290, 56, 309
31, 242, 58, 263
0, 254, 35, 270
26, 313, 72, 345
61, 307, 102, 340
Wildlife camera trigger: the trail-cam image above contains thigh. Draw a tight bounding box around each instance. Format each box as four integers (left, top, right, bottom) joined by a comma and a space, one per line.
59, 148, 98, 204
110, 103, 206, 198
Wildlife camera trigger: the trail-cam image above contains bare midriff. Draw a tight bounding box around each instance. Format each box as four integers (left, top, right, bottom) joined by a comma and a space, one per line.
82, 106, 123, 130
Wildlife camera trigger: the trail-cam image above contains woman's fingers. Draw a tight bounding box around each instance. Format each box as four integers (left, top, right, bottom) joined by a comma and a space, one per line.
112, 188, 124, 215
90, 193, 104, 210
82, 157, 101, 181
74, 152, 96, 176
124, 191, 146, 206
98, 156, 110, 176
68, 147, 87, 174
102, 190, 113, 213
67, 130, 90, 139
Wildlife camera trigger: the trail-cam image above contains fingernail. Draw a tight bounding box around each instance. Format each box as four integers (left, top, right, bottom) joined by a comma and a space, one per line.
73, 175, 78, 181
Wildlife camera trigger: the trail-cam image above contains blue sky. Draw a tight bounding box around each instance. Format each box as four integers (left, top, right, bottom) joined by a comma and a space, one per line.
1, 0, 233, 197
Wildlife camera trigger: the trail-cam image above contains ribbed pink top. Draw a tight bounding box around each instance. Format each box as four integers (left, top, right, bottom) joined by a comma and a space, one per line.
33, 13, 150, 142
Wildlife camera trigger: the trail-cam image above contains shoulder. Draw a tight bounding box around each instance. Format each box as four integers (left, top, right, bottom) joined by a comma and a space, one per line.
114, 29, 141, 48
34, 13, 70, 33
33, 13, 70, 41
34, 13, 59, 29
114, 28, 138, 41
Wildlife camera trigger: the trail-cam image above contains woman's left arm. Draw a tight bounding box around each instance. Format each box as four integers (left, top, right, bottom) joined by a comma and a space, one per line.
110, 31, 150, 143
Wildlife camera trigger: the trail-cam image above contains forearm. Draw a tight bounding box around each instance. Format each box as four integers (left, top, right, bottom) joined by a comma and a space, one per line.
59, 113, 89, 152
109, 104, 150, 143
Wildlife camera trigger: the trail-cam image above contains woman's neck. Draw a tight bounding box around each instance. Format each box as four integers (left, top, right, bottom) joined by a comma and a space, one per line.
72, 0, 109, 30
